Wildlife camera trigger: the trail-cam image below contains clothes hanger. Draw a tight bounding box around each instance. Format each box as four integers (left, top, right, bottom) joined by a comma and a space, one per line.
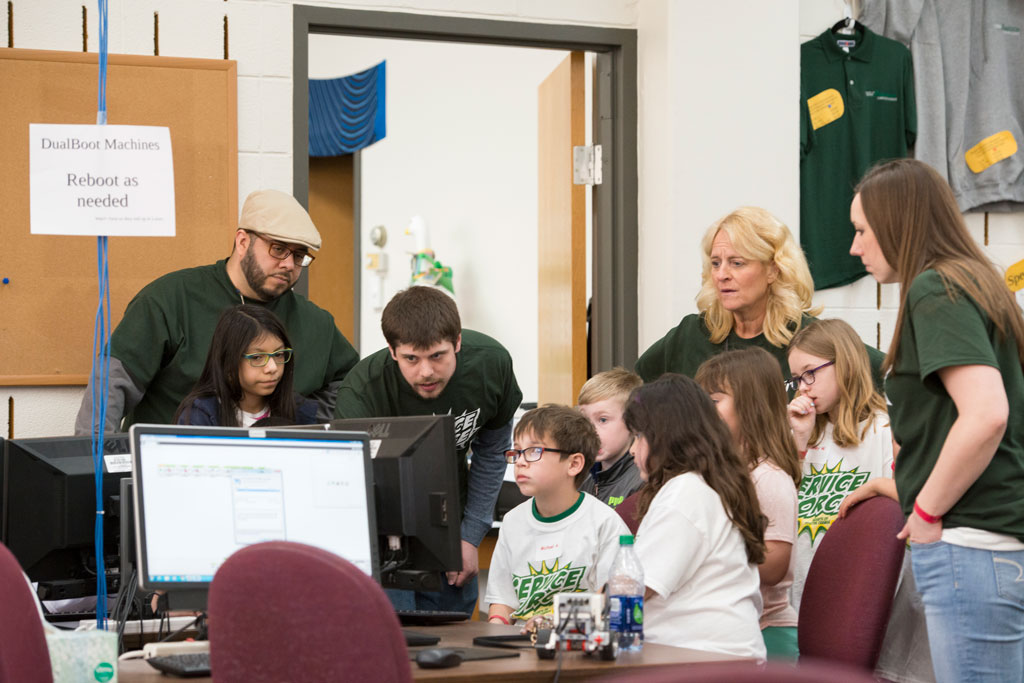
831, 1, 860, 35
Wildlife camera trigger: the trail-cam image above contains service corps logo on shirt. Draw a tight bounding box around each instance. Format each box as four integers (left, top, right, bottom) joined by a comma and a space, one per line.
798, 458, 871, 542
511, 559, 587, 619
451, 408, 482, 450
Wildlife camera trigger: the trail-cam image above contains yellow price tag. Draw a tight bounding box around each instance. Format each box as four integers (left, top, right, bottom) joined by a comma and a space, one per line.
808, 88, 845, 131
1007, 259, 1024, 292
965, 130, 1018, 173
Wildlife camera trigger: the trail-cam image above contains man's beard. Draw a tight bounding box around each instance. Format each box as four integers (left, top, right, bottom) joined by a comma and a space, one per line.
241, 244, 289, 301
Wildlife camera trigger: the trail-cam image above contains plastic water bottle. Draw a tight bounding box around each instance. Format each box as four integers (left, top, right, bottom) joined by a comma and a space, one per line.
607, 534, 644, 651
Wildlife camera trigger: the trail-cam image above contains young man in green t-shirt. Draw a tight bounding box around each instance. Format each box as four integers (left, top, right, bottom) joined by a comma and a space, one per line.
334, 286, 522, 614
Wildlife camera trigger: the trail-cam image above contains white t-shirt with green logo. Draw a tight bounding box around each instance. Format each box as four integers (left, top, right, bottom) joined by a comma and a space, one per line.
791, 411, 894, 612
485, 492, 627, 620
635, 472, 765, 660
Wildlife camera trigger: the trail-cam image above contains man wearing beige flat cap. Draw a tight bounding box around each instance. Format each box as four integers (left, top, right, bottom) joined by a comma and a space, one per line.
75, 190, 359, 434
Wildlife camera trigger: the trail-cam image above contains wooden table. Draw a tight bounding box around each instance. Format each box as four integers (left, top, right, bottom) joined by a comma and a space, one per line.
118, 620, 749, 682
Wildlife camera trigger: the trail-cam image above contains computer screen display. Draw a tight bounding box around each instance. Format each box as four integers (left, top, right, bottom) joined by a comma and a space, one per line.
132, 425, 378, 595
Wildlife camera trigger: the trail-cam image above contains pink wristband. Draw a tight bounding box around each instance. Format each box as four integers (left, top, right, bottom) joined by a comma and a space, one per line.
914, 500, 942, 524
489, 615, 510, 625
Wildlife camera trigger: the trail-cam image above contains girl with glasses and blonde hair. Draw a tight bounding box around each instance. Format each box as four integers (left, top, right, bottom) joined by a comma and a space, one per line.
174, 305, 317, 427
784, 319, 894, 611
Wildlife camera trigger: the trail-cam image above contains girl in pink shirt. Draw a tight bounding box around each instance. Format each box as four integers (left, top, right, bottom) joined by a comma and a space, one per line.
697, 347, 801, 659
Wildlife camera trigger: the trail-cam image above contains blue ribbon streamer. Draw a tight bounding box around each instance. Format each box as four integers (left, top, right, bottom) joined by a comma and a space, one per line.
91, 0, 111, 628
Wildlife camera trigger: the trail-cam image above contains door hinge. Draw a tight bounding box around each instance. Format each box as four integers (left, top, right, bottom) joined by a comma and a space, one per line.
573, 144, 602, 185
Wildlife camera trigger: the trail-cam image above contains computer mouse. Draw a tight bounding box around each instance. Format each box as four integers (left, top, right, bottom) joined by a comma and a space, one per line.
415, 647, 464, 669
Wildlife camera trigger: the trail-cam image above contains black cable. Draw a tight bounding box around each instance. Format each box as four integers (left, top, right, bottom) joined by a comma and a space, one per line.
157, 613, 205, 643
553, 636, 564, 683
115, 569, 138, 654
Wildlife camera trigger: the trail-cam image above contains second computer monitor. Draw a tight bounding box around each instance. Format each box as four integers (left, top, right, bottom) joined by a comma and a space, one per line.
328, 415, 462, 590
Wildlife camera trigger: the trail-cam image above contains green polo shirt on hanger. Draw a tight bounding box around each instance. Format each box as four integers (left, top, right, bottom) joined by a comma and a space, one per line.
800, 24, 916, 289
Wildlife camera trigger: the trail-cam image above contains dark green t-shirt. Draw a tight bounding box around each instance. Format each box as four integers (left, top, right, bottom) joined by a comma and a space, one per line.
635, 312, 886, 389
333, 329, 523, 501
801, 25, 916, 289
111, 259, 359, 426
886, 270, 1024, 540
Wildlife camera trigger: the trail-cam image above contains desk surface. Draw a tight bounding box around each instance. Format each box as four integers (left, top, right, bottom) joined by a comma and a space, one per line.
118, 620, 748, 682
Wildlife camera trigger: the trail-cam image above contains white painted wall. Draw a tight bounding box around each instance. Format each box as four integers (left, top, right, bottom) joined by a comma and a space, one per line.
637, 0, 801, 350
309, 35, 572, 403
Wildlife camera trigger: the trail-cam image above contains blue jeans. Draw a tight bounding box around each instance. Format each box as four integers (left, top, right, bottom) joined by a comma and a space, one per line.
911, 540, 1024, 683
385, 575, 479, 615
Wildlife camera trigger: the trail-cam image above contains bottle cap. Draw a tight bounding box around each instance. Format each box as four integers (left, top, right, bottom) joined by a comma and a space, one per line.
619, 534, 634, 545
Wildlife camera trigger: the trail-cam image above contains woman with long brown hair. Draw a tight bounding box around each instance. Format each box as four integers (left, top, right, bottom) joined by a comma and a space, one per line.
851, 158, 1024, 682
624, 373, 767, 660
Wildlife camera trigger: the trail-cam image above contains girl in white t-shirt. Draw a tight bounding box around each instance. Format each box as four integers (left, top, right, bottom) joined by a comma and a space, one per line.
624, 373, 767, 661
696, 347, 802, 659
785, 319, 894, 611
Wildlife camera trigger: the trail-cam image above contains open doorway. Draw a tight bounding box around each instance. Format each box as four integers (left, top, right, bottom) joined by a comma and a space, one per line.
308, 36, 593, 404
293, 6, 639, 397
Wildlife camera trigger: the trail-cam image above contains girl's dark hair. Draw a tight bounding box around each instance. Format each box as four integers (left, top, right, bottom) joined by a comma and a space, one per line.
174, 305, 297, 427
695, 348, 801, 487
624, 374, 767, 564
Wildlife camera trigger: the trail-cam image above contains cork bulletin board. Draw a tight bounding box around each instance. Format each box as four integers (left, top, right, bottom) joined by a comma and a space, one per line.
0, 48, 238, 385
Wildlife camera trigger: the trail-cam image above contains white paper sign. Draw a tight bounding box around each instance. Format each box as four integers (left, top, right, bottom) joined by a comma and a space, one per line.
29, 123, 175, 237
103, 453, 132, 474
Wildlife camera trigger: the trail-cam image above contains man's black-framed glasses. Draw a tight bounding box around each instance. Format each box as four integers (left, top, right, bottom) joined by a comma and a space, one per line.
242, 348, 293, 367
248, 231, 315, 267
504, 446, 571, 464
785, 360, 835, 392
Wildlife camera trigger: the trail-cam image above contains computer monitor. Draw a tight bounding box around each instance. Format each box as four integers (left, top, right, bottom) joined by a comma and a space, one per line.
131, 424, 379, 610
1, 435, 131, 599
327, 415, 462, 592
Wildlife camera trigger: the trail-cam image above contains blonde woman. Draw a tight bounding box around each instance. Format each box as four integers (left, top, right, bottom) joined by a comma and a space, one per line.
635, 207, 883, 384
851, 158, 1024, 683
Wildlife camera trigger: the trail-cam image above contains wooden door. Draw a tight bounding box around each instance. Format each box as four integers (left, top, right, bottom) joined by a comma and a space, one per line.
308, 155, 356, 345
537, 52, 586, 405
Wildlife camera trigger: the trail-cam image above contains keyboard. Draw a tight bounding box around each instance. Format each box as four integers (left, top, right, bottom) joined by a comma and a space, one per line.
146, 653, 211, 678
395, 609, 471, 626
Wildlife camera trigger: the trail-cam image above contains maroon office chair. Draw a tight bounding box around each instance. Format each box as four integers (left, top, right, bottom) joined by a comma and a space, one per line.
600, 659, 879, 682
615, 492, 642, 535
0, 543, 53, 683
208, 541, 412, 683
798, 495, 906, 670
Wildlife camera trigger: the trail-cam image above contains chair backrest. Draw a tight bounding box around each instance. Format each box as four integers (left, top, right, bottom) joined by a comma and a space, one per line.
615, 492, 641, 535
208, 541, 411, 683
0, 543, 53, 683
600, 658, 880, 682
798, 495, 906, 669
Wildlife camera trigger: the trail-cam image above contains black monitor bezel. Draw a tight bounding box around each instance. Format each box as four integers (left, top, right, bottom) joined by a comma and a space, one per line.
326, 414, 462, 578
1, 434, 129, 584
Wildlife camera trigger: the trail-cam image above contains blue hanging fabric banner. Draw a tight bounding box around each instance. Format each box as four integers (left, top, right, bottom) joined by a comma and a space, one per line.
309, 61, 386, 157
